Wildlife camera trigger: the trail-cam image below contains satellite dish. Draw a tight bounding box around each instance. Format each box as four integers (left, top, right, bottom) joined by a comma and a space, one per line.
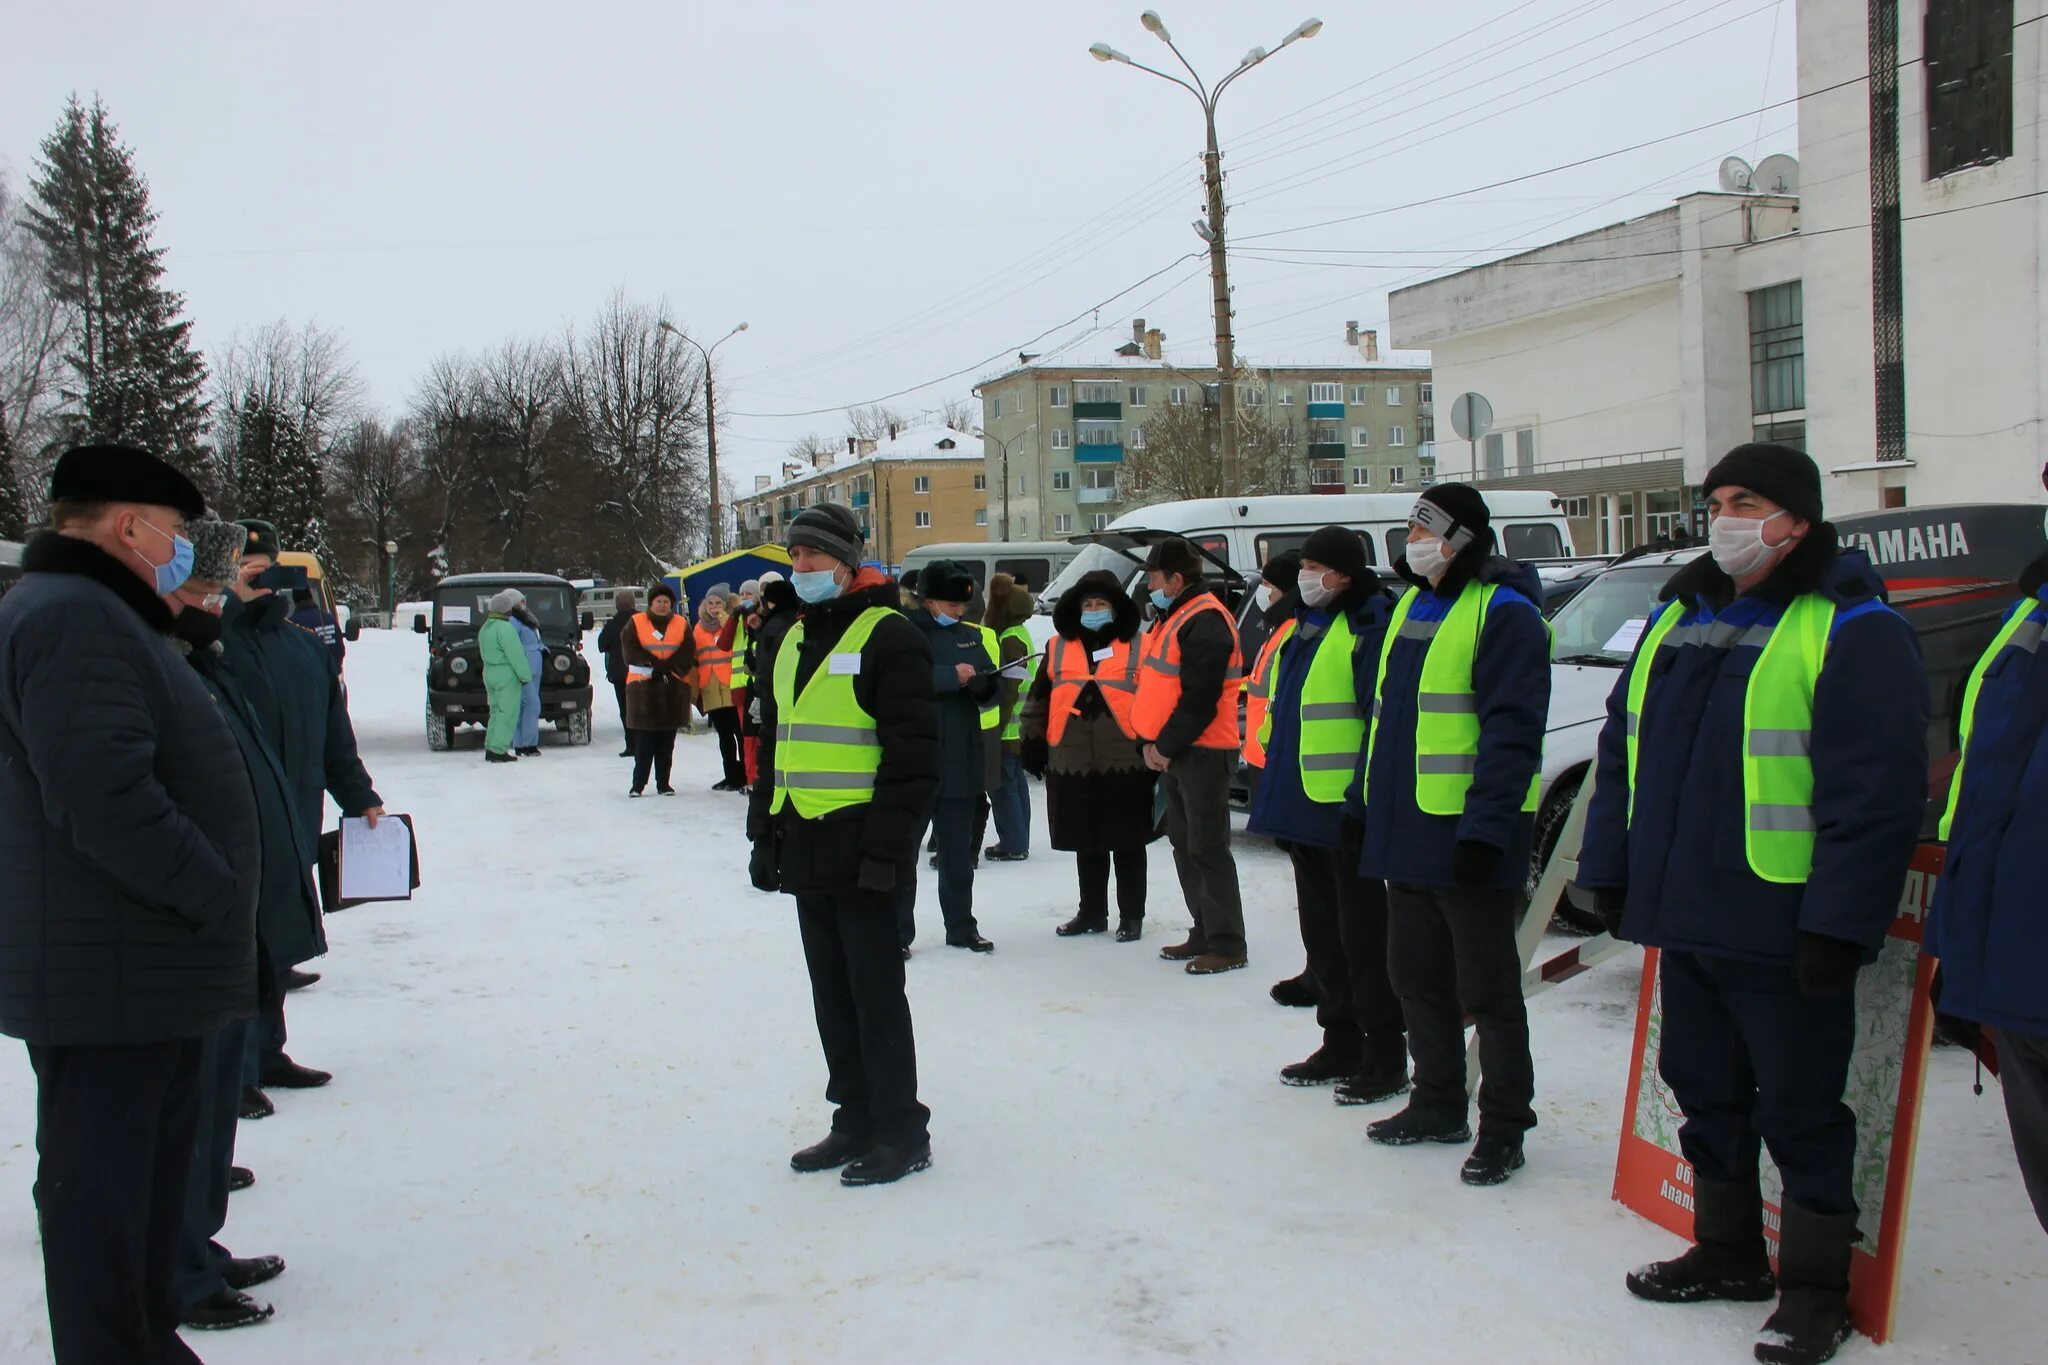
1718, 156, 1754, 193
1753, 154, 1801, 195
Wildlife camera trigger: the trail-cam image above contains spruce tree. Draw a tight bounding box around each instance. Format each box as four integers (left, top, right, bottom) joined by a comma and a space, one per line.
232, 390, 332, 561
25, 96, 209, 479
0, 406, 25, 539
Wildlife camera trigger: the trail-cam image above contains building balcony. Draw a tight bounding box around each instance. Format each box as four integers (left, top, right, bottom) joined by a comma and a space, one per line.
1307, 442, 1347, 461
1076, 485, 1118, 505
1072, 401, 1123, 422
850, 491, 870, 508
1306, 402, 1346, 421
1074, 445, 1124, 464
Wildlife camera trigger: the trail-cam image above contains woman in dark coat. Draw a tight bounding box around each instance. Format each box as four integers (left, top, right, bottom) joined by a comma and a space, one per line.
1020, 569, 1157, 941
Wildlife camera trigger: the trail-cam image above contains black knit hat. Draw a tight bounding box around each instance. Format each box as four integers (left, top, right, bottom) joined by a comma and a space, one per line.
1143, 536, 1204, 582
648, 582, 677, 607
1299, 524, 1367, 580
236, 518, 281, 559
1702, 443, 1823, 525
920, 559, 976, 603
1415, 483, 1491, 551
1259, 548, 1302, 585
786, 503, 864, 566
49, 444, 205, 519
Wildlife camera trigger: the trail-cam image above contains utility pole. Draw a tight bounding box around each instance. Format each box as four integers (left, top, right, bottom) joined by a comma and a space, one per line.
659, 320, 748, 559
979, 424, 1037, 541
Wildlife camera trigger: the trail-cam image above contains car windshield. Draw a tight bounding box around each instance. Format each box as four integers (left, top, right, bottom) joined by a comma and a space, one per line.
1041, 541, 1144, 609
433, 585, 578, 640
1547, 562, 1687, 664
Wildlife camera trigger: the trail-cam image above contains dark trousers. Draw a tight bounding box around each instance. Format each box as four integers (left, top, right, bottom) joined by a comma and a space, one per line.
988, 752, 1031, 855
796, 891, 931, 1147
708, 706, 745, 785
1076, 847, 1147, 923
1658, 949, 1859, 1217
240, 996, 287, 1084
905, 796, 980, 946
1160, 746, 1246, 956
27, 1038, 205, 1365
611, 680, 634, 748
1997, 1028, 2048, 1234
177, 1019, 251, 1308
1290, 823, 1404, 1062
1388, 882, 1535, 1136
631, 727, 677, 792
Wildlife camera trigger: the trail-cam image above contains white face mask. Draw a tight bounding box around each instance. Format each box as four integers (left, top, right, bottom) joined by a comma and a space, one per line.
1255, 583, 1281, 612
1296, 569, 1336, 608
1405, 536, 1449, 582
1708, 510, 1789, 579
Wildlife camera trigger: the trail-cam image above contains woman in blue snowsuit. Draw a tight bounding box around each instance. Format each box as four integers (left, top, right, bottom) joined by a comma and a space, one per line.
511, 602, 546, 756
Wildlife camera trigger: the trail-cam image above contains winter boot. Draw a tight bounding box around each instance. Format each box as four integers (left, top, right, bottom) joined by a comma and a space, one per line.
1056, 913, 1109, 937
1753, 1203, 1859, 1365
180, 1289, 274, 1331
238, 1086, 273, 1121
283, 967, 321, 991
1280, 1045, 1361, 1087
946, 932, 996, 953
223, 1255, 286, 1291
790, 1130, 873, 1173
1366, 1104, 1471, 1147
841, 1140, 932, 1187
1625, 1174, 1778, 1305
260, 1056, 332, 1089
1335, 1036, 1411, 1106
1460, 1132, 1527, 1186
1115, 918, 1143, 943
1185, 952, 1248, 975
485, 750, 517, 763
985, 847, 1028, 863
1269, 971, 1319, 1008
1159, 936, 1207, 962
228, 1166, 255, 1193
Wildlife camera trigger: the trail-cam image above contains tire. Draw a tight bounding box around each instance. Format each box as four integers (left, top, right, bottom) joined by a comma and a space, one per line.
425, 704, 451, 752
568, 709, 592, 746
1527, 767, 1600, 933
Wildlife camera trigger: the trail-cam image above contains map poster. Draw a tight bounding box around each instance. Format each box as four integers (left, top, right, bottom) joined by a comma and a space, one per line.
1611, 844, 1944, 1345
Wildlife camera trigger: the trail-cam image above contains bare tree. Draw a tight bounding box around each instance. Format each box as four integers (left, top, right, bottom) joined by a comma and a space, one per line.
328, 416, 423, 604
1119, 364, 1299, 507
844, 403, 910, 442
409, 351, 490, 574
0, 172, 70, 502
212, 318, 362, 511
933, 397, 976, 432
474, 336, 563, 568
785, 432, 838, 466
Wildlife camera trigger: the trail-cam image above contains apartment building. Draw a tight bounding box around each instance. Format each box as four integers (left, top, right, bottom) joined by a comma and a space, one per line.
974, 320, 1433, 540
733, 425, 987, 566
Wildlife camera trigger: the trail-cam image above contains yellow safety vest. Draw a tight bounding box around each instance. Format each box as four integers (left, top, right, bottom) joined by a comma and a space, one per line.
769, 607, 893, 819
1622, 594, 1835, 884
998, 624, 1036, 741
1938, 596, 2048, 840
1364, 584, 1543, 816
968, 624, 1002, 731
730, 617, 752, 691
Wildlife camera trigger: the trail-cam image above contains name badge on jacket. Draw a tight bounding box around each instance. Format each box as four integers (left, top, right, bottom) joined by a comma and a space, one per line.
829, 654, 862, 676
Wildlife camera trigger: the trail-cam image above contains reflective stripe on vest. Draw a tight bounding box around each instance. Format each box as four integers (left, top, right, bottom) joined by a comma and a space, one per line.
1365, 585, 1543, 816
1133, 594, 1244, 749
1242, 619, 1297, 767
999, 624, 1036, 741
1296, 614, 1366, 803
628, 613, 687, 681
1046, 635, 1141, 745
769, 608, 893, 818
1939, 595, 2048, 840
694, 624, 734, 690
1621, 593, 1836, 884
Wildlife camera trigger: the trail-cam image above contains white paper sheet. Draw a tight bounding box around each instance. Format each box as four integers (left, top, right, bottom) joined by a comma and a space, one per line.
441, 605, 471, 625
1602, 617, 1648, 654
339, 817, 413, 901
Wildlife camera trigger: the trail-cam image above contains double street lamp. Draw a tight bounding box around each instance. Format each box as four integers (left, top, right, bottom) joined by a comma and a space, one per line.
1091, 11, 1323, 493
977, 423, 1037, 541
659, 319, 749, 558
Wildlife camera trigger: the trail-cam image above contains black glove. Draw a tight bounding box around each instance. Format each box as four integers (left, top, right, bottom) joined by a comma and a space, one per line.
1021, 737, 1048, 781
1592, 887, 1628, 938
857, 858, 896, 894
1451, 839, 1503, 888
1795, 932, 1865, 998
748, 843, 777, 894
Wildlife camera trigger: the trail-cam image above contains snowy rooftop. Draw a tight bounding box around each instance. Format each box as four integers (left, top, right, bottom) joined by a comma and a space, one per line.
743, 425, 981, 499
979, 332, 1430, 387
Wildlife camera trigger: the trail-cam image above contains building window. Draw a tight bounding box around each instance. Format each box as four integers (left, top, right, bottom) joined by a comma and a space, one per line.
1310, 382, 1343, 404
1016, 515, 1028, 536
1560, 497, 1590, 518
1276, 388, 1295, 407
1418, 382, 1433, 405
974, 508, 987, 527
1754, 419, 1807, 452
1051, 428, 1070, 450
1749, 281, 1805, 415
1242, 386, 1266, 408
1926, 0, 2014, 178
1351, 466, 1371, 487
1388, 466, 1406, 486
1388, 425, 1406, 447
1128, 385, 1147, 407
1128, 425, 1145, 449
1077, 382, 1118, 405
1052, 470, 1072, 491
1018, 473, 1028, 494
1089, 513, 1111, 531
991, 396, 1002, 419
1308, 424, 1341, 447
1169, 385, 1188, 406
1352, 427, 1372, 448
915, 511, 931, 528
1310, 466, 1342, 488
973, 473, 987, 491
1484, 432, 1506, 479
1049, 385, 1069, 408
1053, 513, 1072, 533
913, 475, 931, 494
1515, 428, 1534, 473
1348, 385, 1369, 404
1081, 468, 1117, 492
1386, 386, 1403, 405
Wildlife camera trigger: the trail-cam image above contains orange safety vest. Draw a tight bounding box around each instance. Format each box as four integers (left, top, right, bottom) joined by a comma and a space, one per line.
693, 623, 733, 691
1133, 594, 1244, 750
1044, 635, 1141, 746
1240, 618, 1298, 768
627, 612, 687, 683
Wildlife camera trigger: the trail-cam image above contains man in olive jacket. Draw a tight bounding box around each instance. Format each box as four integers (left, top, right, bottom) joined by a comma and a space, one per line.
0, 445, 260, 1365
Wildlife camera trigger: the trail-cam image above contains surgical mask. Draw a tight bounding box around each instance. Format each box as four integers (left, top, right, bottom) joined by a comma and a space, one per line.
1254, 584, 1281, 612
739, 599, 756, 612
932, 611, 960, 628
1297, 569, 1335, 609
133, 518, 195, 595
792, 569, 842, 604
1708, 510, 1789, 579
1149, 588, 1172, 611
1080, 608, 1113, 631
1405, 536, 1449, 582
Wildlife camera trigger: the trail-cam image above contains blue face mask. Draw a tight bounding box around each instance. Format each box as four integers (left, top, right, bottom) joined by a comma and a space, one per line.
1080, 608, 1113, 631
932, 611, 960, 628
135, 518, 195, 595
1149, 589, 1172, 611
792, 569, 842, 604
739, 599, 756, 612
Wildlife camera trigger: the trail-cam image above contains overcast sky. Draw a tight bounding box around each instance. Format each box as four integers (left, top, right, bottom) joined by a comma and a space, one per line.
2, 0, 1797, 488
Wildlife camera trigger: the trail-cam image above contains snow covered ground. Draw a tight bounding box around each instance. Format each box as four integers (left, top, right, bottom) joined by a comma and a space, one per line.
1, 628, 2041, 1364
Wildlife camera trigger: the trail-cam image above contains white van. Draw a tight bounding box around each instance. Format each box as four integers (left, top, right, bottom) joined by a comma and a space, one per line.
1042, 491, 1573, 608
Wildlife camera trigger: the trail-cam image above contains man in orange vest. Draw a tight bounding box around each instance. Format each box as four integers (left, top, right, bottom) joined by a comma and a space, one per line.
1134, 536, 1248, 975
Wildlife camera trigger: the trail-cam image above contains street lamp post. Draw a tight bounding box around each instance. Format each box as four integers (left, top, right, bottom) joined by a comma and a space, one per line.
659, 320, 749, 558
977, 424, 1037, 541
1092, 12, 1323, 494
383, 540, 399, 615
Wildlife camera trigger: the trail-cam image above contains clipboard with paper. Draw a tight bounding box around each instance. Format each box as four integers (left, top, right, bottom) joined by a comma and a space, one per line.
316, 813, 421, 913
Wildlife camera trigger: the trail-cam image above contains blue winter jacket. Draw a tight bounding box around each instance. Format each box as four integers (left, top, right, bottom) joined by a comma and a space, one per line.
1248, 584, 1395, 850
511, 615, 546, 675
1926, 577, 2048, 1034
1578, 543, 1929, 964
1351, 556, 1550, 890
